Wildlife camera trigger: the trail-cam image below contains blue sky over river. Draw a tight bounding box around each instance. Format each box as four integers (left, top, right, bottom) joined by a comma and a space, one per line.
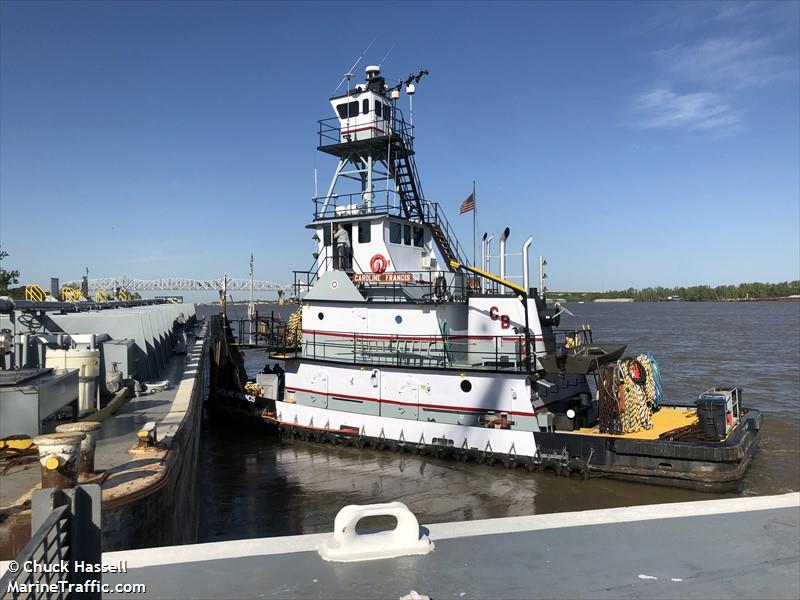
1, 1, 798, 292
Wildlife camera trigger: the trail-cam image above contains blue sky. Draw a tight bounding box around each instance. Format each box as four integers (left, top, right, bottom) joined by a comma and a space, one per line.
1, 0, 798, 295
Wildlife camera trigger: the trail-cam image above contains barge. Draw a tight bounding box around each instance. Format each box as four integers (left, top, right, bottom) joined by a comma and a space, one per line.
0, 297, 206, 559
210, 64, 761, 491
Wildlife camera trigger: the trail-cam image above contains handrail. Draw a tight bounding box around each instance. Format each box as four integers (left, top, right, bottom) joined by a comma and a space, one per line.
0, 485, 103, 599
318, 105, 412, 147
300, 330, 531, 372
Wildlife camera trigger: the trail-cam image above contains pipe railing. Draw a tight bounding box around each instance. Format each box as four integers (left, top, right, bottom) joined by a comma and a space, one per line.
301, 330, 532, 372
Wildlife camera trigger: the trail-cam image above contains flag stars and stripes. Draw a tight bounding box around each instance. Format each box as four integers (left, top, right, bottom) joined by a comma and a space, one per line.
460, 193, 475, 214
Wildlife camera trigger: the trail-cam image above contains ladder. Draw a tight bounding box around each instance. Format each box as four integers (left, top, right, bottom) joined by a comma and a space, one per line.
390, 126, 469, 268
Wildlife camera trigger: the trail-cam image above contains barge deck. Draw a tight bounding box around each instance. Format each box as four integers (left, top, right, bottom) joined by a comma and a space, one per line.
93, 492, 800, 599
0, 310, 207, 559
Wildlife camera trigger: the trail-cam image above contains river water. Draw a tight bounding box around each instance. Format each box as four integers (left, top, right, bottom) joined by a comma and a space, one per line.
197, 301, 800, 543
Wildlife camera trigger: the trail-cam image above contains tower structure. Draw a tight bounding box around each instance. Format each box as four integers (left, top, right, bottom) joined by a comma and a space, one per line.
307, 66, 468, 281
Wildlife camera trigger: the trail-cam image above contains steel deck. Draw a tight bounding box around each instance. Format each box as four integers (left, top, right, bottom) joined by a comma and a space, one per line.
95, 493, 799, 599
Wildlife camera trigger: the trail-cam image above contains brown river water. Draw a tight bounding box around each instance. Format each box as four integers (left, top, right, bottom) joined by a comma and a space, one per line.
197, 301, 800, 542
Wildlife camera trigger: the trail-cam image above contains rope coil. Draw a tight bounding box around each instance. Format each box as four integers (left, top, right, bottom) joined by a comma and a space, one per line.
286, 308, 303, 348
598, 353, 662, 434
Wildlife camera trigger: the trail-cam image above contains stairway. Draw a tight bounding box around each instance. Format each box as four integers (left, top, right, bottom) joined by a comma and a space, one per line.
390, 128, 469, 268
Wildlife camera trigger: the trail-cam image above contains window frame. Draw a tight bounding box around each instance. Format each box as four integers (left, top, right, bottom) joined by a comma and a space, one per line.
412, 226, 424, 247
389, 222, 402, 244
358, 221, 371, 244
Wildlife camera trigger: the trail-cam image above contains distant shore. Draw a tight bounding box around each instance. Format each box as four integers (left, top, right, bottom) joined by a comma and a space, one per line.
562, 296, 800, 303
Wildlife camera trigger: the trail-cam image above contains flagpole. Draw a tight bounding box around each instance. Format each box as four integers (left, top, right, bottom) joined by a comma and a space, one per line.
472, 180, 477, 267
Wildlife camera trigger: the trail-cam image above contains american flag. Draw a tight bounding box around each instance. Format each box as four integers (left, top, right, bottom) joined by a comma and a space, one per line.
459, 192, 475, 214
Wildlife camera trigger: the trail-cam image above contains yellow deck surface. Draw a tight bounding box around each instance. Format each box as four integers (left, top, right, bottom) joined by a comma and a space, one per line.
574, 406, 699, 440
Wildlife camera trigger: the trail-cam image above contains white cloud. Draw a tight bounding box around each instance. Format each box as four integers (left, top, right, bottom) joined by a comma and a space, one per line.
629, 1, 798, 136
714, 1, 762, 22
632, 89, 741, 134
652, 36, 796, 89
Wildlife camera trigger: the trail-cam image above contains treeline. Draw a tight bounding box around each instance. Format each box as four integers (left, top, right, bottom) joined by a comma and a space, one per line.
559, 281, 800, 302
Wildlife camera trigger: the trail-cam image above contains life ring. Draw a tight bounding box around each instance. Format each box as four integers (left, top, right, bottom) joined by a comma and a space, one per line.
370, 254, 388, 273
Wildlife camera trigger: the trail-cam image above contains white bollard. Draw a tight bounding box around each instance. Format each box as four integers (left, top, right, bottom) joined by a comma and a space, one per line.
318, 501, 434, 562
33, 432, 86, 489
55, 421, 101, 474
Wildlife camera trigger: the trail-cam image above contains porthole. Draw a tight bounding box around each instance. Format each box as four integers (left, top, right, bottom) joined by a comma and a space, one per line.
395, 315, 403, 324
460, 380, 472, 393
318, 312, 324, 320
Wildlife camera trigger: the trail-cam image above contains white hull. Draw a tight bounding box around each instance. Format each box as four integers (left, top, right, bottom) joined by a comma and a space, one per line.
274, 400, 538, 458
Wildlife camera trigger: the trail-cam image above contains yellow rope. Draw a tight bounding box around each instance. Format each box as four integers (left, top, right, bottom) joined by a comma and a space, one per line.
285, 308, 303, 348
617, 359, 653, 433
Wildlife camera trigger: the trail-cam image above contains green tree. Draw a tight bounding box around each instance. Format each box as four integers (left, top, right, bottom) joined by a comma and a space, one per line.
0, 250, 20, 293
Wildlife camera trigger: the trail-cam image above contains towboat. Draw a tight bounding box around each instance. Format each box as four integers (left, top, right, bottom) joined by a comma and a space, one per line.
211, 65, 761, 491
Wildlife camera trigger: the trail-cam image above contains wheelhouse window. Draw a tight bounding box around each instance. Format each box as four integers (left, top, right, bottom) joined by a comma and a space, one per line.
389, 222, 402, 244
362, 98, 369, 115
375, 102, 382, 117
413, 226, 424, 247
322, 226, 332, 247
358, 221, 371, 244
336, 101, 359, 119
403, 224, 411, 245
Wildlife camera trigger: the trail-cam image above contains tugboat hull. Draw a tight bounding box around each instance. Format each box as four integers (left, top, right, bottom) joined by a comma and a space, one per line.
264, 399, 762, 492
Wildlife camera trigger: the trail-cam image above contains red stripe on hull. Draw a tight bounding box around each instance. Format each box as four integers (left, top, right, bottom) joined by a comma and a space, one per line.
301, 329, 544, 342
284, 385, 535, 417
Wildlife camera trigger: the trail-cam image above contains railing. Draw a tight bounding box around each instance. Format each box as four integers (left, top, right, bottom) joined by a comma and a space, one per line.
352, 271, 511, 303
312, 192, 406, 221
229, 312, 289, 349
552, 327, 595, 351
0, 485, 102, 599
318, 105, 412, 148
293, 250, 334, 296
301, 330, 531, 372
420, 201, 470, 267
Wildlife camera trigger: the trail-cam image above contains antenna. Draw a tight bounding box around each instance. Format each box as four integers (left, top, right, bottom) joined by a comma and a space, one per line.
379, 43, 396, 67
334, 36, 378, 93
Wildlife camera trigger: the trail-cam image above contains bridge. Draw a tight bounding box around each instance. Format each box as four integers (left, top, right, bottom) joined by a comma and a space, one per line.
71, 277, 292, 293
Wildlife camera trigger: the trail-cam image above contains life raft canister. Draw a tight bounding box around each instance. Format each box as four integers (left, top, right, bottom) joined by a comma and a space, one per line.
370, 254, 388, 273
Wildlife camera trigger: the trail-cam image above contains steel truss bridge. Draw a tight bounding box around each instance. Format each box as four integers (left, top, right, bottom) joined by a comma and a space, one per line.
78, 277, 292, 293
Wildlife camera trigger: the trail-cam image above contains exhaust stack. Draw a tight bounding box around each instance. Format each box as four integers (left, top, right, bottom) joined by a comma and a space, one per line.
499, 227, 510, 280
522, 236, 533, 291
480, 233, 488, 292
485, 234, 494, 274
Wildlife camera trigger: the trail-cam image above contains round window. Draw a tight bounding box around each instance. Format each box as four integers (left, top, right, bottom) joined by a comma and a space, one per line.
395, 315, 403, 324
317, 312, 324, 320
460, 379, 472, 393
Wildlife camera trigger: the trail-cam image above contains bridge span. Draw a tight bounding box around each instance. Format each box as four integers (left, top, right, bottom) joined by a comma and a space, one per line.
76, 277, 292, 293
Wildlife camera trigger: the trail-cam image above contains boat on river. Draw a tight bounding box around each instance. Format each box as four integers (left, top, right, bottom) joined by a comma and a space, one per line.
211, 65, 761, 491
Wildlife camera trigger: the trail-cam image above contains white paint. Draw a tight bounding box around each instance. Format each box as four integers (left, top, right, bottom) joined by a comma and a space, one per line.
274, 399, 538, 457
638, 574, 658, 580
318, 502, 433, 562
286, 361, 533, 421
671, 578, 684, 582
425, 492, 800, 541
86, 496, 798, 571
